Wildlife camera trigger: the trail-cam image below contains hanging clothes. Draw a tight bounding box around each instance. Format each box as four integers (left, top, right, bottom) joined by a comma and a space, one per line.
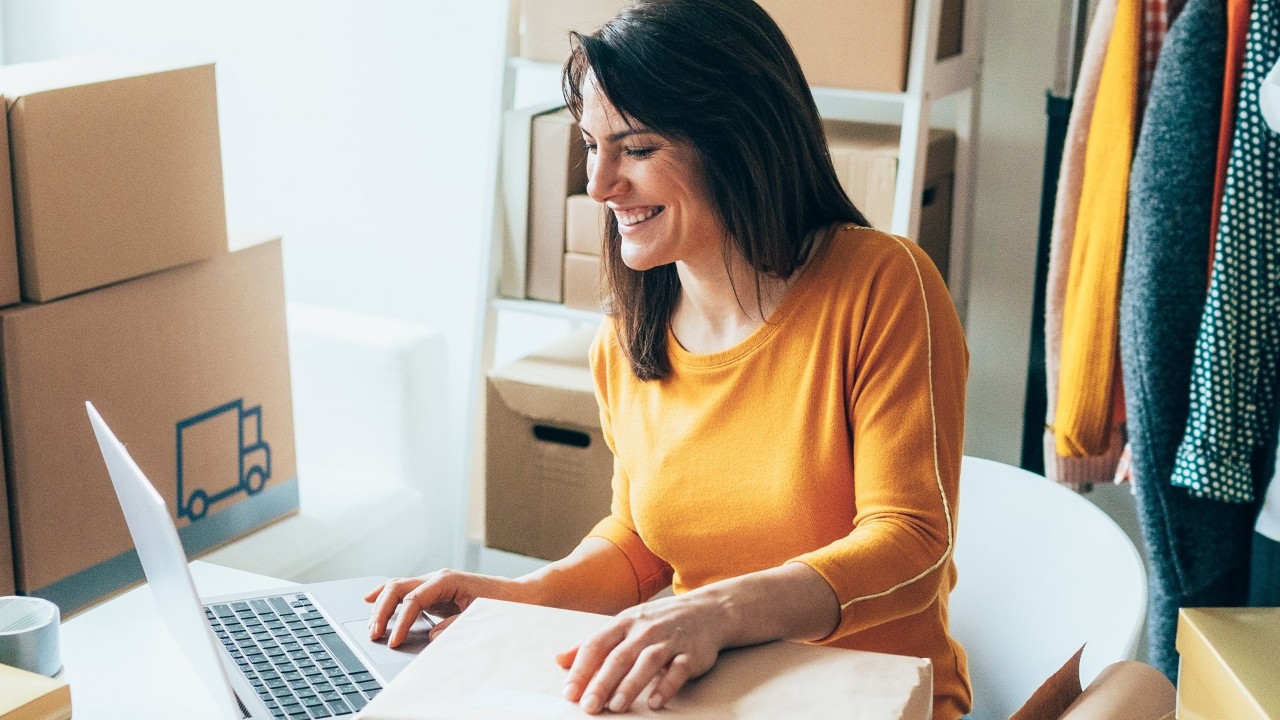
1055, 0, 1141, 459
1121, 0, 1250, 681
1251, 427, 1280, 605
1044, 0, 1123, 489
1169, 0, 1280, 504
1209, 0, 1254, 252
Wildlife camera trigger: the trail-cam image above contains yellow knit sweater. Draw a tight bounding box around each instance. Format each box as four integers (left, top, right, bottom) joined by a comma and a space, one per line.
587, 226, 971, 720
1055, 0, 1140, 457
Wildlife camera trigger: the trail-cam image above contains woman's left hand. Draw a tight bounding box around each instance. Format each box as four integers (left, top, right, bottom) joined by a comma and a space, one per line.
555, 591, 731, 714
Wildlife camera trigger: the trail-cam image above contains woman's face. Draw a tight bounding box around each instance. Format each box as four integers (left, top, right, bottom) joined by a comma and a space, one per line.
579, 77, 726, 272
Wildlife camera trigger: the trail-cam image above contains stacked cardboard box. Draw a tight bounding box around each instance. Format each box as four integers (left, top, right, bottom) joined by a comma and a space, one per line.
518, 0, 964, 92
562, 194, 608, 312
0, 58, 297, 613
824, 119, 957, 281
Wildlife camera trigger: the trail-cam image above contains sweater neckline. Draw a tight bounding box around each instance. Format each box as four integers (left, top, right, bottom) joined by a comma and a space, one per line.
667, 224, 843, 369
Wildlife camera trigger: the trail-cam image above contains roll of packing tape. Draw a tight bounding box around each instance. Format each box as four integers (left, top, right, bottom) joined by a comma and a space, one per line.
0, 596, 61, 677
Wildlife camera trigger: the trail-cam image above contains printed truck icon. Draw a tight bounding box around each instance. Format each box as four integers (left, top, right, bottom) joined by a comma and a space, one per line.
176, 399, 272, 521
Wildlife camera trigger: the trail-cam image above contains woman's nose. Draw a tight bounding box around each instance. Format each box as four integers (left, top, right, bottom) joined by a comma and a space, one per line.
586, 153, 626, 203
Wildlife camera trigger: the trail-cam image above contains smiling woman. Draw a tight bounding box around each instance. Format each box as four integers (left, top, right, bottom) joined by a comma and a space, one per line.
367, 2, 971, 719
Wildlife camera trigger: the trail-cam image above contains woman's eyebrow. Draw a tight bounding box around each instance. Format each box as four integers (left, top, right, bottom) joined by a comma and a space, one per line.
580, 126, 658, 142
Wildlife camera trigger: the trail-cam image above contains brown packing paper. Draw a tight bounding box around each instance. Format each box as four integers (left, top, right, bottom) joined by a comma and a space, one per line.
360, 598, 932, 720
1010, 645, 1084, 720
1011, 645, 1176, 720
0, 662, 70, 720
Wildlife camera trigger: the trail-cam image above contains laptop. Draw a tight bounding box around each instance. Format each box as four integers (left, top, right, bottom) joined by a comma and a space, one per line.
86, 401, 437, 719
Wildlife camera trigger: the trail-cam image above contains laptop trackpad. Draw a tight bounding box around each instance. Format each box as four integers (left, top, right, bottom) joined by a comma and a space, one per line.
342, 617, 431, 667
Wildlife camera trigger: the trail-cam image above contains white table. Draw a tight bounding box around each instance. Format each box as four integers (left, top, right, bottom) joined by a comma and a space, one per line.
59, 561, 293, 719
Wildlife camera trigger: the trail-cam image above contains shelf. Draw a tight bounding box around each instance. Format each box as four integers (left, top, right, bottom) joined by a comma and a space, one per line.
493, 296, 603, 324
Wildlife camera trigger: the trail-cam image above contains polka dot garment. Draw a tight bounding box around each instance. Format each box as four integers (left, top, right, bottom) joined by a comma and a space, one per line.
1170, 0, 1280, 503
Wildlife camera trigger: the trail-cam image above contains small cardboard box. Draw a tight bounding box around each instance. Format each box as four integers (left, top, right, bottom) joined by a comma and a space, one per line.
0, 240, 297, 614
519, 0, 963, 93
485, 327, 611, 561
1176, 608, 1280, 719
526, 108, 588, 303
565, 193, 607, 256
0, 58, 227, 302
824, 120, 957, 280
563, 252, 603, 312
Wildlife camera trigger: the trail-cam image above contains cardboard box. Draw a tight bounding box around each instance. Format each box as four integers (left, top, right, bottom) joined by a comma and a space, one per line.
0, 104, 20, 309
0, 58, 227, 302
824, 120, 956, 279
518, 0, 629, 64
363, 598, 933, 719
485, 327, 611, 560
1176, 608, 1280, 719
0, 240, 297, 614
565, 193, 607, 256
499, 101, 564, 299
526, 108, 588, 302
760, 0, 963, 92
520, 0, 963, 93
563, 252, 603, 312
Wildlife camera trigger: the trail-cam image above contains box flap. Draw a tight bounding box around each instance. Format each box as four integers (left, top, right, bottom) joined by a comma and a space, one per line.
1176, 608, 1280, 718
488, 326, 600, 429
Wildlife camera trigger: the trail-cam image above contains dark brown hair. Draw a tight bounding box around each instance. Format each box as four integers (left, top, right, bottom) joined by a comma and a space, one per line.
563, 0, 867, 380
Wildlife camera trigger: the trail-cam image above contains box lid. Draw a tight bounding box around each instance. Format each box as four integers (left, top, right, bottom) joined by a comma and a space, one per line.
1176, 608, 1280, 718
0, 56, 213, 101
487, 326, 600, 428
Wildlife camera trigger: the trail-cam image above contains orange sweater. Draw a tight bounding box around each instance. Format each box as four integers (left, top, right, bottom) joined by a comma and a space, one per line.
588, 225, 971, 719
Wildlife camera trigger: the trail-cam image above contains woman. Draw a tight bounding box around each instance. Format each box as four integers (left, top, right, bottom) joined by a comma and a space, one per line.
367, 0, 971, 717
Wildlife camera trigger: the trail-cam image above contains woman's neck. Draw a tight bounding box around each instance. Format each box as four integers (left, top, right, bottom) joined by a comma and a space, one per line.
670, 248, 796, 355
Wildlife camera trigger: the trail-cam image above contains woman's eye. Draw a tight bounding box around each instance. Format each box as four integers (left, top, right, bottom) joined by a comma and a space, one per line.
624, 146, 656, 159
582, 142, 598, 154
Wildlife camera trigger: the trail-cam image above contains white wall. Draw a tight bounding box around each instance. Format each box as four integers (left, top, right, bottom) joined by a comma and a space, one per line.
1, 0, 507, 567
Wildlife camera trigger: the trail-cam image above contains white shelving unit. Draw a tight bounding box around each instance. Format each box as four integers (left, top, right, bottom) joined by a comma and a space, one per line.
458, 0, 984, 573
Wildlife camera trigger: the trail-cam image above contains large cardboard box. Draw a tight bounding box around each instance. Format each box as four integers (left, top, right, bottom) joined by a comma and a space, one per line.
485, 327, 611, 560
526, 108, 588, 303
0, 58, 227, 302
519, 0, 963, 93
824, 120, 957, 280
0, 240, 297, 614
1176, 608, 1280, 719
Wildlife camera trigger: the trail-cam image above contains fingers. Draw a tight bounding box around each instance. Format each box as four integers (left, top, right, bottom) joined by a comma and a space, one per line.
555, 646, 578, 669
648, 654, 694, 710
562, 624, 627, 710
388, 580, 450, 648
366, 577, 428, 644
427, 614, 459, 642
606, 644, 673, 713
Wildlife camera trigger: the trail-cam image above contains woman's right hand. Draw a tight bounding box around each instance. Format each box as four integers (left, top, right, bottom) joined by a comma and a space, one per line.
364, 569, 535, 648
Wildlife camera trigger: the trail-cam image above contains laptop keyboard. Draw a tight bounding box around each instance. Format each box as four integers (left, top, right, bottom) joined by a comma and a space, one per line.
205, 593, 383, 719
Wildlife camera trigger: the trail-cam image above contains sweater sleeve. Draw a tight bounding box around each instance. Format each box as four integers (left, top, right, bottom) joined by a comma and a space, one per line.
791, 237, 968, 641
586, 323, 674, 603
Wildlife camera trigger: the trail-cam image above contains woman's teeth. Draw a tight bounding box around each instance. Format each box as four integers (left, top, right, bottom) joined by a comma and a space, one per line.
617, 207, 663, 226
